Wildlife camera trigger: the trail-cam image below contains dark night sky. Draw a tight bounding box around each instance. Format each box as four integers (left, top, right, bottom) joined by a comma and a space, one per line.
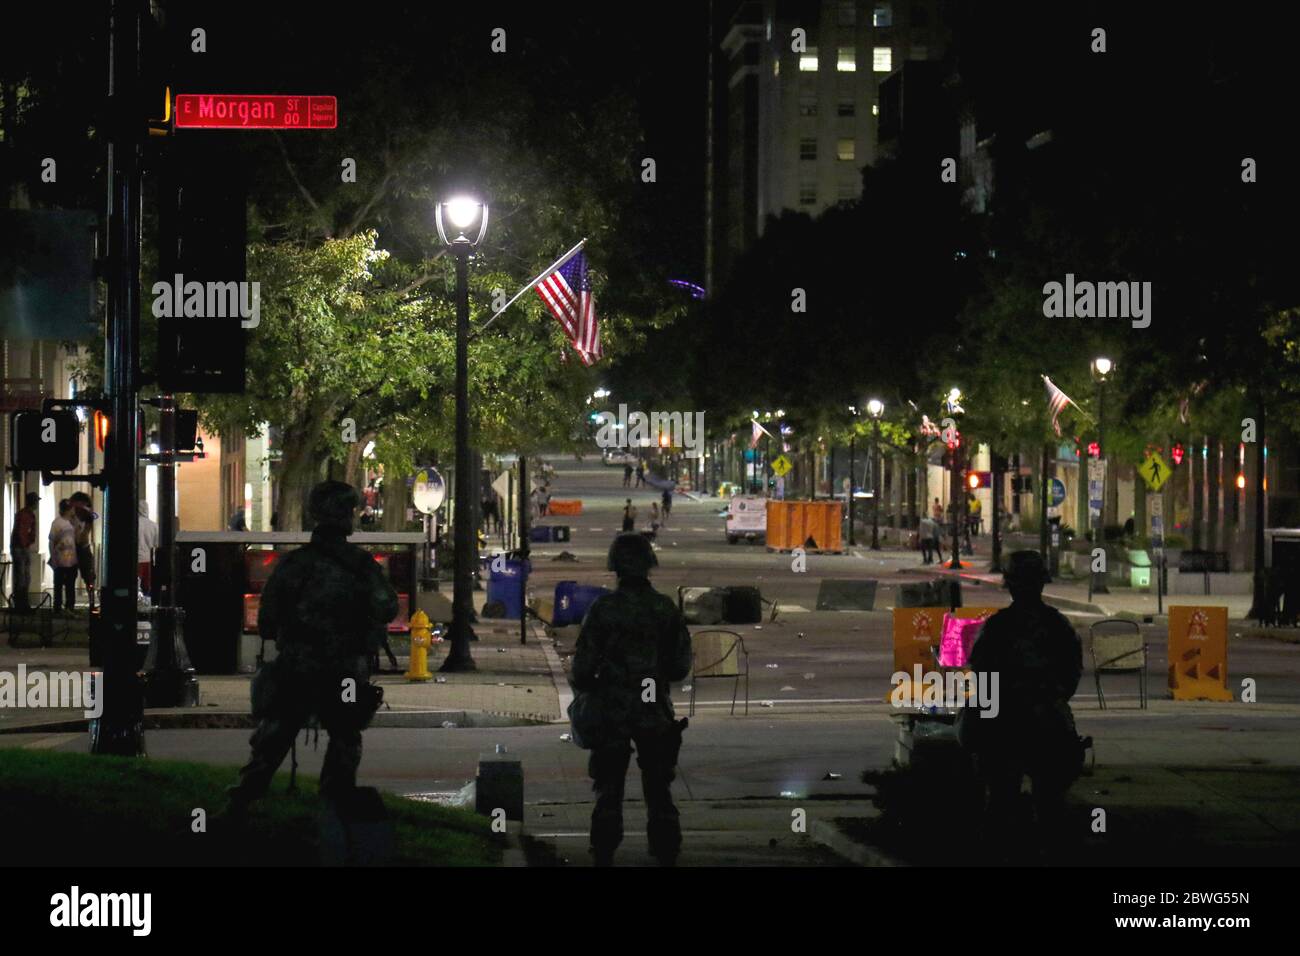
154, 1, 711, 281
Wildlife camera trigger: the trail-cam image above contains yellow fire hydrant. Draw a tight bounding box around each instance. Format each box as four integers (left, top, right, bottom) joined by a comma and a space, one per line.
405, 610, 434, 682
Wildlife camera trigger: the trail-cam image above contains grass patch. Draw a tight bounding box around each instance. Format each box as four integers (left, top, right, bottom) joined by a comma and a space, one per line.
0, 749, 502, 866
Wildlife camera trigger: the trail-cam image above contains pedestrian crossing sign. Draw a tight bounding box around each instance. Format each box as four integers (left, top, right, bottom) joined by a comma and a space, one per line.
771, 454, 793, 477
1139, 452, 1170, 492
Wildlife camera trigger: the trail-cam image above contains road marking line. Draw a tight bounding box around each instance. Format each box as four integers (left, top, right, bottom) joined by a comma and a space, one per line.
778, 604, 809, 613
20, 734, 74, 750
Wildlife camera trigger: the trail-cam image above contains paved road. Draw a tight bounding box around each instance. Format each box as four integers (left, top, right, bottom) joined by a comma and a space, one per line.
6, 453, 1298, 864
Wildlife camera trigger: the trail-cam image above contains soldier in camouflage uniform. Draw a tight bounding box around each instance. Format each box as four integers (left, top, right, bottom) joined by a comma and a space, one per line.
961, 550, 1083, 852
571, 533, 692, 866
227, 481, 399, 809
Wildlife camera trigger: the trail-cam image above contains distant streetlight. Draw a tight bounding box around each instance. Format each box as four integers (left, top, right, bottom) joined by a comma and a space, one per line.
436, 195, 488, 672
946, 387, 964, 568
1090, 357, 1113, 596
867, 399, 884, 550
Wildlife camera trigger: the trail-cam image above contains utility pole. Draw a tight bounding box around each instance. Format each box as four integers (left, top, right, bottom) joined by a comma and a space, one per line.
92, 0, 145, 755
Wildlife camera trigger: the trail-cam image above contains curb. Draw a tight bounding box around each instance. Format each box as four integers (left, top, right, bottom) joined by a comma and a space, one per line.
0, 707, 551, 735
916, 566, 1108, 615
809, 819, 902, 867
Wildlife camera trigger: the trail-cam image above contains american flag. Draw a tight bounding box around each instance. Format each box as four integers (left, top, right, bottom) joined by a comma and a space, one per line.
1042, 375, 1078, 437
536, 251, 601, 365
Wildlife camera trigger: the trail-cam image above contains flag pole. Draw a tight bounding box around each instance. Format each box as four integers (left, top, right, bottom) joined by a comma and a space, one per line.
470, 237, 587, 340
1041, 373, 1095, 423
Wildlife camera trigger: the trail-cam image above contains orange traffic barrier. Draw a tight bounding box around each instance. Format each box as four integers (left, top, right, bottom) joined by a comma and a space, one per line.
545, 499, 582, 515
765, 500, 843, 552
1168, 605, 1233, 701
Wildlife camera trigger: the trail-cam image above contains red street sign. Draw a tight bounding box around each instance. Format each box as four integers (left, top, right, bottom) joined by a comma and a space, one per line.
174, 94, 337, 130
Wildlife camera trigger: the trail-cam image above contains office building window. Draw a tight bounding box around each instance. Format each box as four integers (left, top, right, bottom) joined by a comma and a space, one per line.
838, 100, 856, 117
774, 58, 780, 77
872, 102, 879, 116
799, 47, 818, 72
873, 46, 892, 72
837, 1, 857, 26
800, 138, 818, 160
837, 138, 856, 161
910, 45, 928, 60
799, 93, 818, 117
837, 47, 856, 71
873, 3, 893, 27
799, 184, 817, 205
838, 181, 859, 200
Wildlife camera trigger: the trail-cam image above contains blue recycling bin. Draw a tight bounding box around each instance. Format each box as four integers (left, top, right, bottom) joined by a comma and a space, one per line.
529, 526, 552, 543
486, 558, 531, 619
553, 580, 612, 627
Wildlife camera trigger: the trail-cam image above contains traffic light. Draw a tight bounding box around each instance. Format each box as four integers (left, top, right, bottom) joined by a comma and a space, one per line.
93, 409, 110, 452
1171, 443, 1185, 466
1087, 441, 1100, 458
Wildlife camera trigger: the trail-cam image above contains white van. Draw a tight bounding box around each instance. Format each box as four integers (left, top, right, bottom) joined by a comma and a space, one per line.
726, 495, 767, 544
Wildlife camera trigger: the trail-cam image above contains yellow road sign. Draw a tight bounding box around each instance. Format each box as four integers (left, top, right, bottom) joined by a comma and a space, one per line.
1139, 452, 1171, 492
771, 454, 792, 477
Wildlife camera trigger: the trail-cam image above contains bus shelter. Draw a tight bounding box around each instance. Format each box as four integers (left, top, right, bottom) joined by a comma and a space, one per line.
174, 531, 423, 673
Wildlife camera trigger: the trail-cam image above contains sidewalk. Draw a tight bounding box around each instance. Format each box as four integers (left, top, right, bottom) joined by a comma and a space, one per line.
849, 542, 1259, 621
0, 618, 562, 732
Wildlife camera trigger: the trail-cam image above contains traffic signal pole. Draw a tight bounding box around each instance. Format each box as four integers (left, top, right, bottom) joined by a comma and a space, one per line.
92, 0, 146, 755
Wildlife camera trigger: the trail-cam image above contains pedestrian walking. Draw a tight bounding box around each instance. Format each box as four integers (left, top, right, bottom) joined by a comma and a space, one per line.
932, 497, 944, 521
918, 515, 942, 565
648, 502, 660, 533
958, 550, 1085, 861
660, 488, 673, 525
569, 533, 692, 866
621, 499, 637, 533
622, 463, 633, 488
9, 492, 39, 612
226, 481, 399, 815
48, 500, 79, 613
635, 462, 645, 488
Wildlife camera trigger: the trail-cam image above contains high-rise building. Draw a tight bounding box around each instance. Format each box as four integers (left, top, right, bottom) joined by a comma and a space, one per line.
707, 0, 950, 291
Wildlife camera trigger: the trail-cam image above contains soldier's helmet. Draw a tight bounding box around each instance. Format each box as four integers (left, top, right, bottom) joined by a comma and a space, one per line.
607, 532, 658, 577
309, 480, 361, 531
1004, 549, 1050, 588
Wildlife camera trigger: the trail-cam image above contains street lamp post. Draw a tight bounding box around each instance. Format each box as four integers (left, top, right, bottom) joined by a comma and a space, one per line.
436, 197, 489, 672
1091, 357, 1112, 597
945, 388, 964, 570
867, 399, 884, 550
847, 406, 858, 546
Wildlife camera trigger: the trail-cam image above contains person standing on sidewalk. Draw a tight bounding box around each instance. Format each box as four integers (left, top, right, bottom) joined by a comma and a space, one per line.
226, 481, 398, 814
9, 492, 39, 612
48, 500, 79, 613
621, 499, 637, 533
958, 550, 1084, 860
634, 462, 645, 488
137, 500, 158, 597
570, 533, 692, 866
660, 488, 673, 525
622, 463, 633, 488
918, 514, 941, 565
69, 492, 97, 611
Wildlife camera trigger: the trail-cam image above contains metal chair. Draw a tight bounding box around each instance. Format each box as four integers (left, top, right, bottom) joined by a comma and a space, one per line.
1090, 619, 1148, 710
689, 629, 749, 716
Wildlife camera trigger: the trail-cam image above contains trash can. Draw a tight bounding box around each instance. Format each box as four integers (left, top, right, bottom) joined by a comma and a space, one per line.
1127, 549, 1152, 591
553, 581, 611, 627
529, 526, 552, 543
486, 558, 530, 619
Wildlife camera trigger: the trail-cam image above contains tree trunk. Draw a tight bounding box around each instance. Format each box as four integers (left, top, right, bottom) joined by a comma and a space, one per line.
275, 433, 321, 532
382, 470, 408, 531
1191, 434, 1204, 549
343, 431, 374, 492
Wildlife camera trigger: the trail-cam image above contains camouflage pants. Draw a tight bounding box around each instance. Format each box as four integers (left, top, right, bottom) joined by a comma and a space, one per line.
588, 727, 681, 861
234, 665, 368, 801
975, 737, 1080, 851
